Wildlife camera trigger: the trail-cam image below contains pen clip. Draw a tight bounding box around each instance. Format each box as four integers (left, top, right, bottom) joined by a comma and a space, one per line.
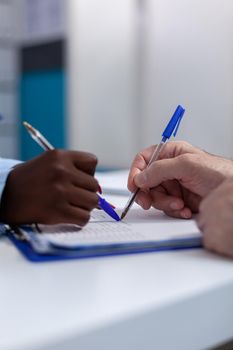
173, 113, 183, 137
162, 105, 185, 140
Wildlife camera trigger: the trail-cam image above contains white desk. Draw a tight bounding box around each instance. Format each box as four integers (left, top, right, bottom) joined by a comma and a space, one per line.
1, 194, 233, 350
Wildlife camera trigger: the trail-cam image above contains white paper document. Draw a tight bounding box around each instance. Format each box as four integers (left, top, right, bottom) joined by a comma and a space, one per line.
96, 170, 130, 195
36, 209, 201, 250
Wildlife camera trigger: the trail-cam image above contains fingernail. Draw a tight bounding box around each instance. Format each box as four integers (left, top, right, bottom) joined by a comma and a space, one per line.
181, 209, 191, 219
98, 185, 102, 194
170, 202, 181, 210
136, 171, 147, 186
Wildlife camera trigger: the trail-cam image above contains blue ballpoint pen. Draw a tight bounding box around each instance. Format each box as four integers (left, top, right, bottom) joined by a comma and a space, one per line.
98, 195, 120, 221
121, 105, 185, 220
23, 122, 120, 222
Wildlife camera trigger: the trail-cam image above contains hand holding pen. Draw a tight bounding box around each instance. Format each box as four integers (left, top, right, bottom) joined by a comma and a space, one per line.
23, 122, 120, 222
121, 105, 185, 219
0, 149, 101, 226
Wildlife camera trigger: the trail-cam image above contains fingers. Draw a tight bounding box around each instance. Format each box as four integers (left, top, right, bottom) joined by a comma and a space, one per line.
128, 145, 157, 192
128, 141, 201, 193
150, 187, 191, 218
70, 168, 99, 192
47, 205, 92, 227
48, 149, 98, 176
45, 152, 99, 226
162, 180, 183, 199
70, 151, 98, 175
134, 157, 185, 190
36, 185, 98, 226
135, 190, 153, 210
150, 186, 184, 211
181, 189, 201, 213
128, 168, 141, 192
48, 160, 99, 193
159, 140, 202, 159
135, 181, 194, 219
43, 188, 97, 226
163, 180, 200, 213
64, 206, 91, 226
67, 186, 99, 211
135, 187, 192, 219
163, 207, 192, 219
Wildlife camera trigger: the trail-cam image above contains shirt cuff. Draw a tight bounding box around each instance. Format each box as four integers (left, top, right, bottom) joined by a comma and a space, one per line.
0, 159, 22, 202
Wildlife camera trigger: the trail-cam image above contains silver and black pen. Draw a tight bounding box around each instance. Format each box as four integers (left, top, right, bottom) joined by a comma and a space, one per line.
23, 121, 121, 222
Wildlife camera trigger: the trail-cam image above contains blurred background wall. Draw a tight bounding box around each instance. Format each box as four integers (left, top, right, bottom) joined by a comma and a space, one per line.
19, 0, 66, 160
0, 0, 233, 168
0, 0, 18, 158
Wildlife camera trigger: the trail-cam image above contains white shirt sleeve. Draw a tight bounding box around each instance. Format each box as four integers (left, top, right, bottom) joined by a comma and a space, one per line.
0, 159, 22, 202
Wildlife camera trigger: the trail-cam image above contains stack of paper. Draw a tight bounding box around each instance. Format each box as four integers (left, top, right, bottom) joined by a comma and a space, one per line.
19, 208, 202, 257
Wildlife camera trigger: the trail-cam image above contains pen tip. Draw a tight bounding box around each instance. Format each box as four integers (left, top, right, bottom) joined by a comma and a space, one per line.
120, 211, 126, 221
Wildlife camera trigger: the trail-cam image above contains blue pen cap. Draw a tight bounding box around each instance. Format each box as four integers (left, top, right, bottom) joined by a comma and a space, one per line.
162, 105, 185, 140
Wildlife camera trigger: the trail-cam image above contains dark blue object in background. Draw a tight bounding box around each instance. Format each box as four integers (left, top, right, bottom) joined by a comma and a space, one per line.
20, 69, 66, 161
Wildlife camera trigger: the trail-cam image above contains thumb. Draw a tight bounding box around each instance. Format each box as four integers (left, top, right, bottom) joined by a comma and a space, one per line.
134, 157, 185, 189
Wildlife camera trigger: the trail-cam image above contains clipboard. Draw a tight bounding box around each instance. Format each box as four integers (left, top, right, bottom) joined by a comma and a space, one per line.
5, 226, 202, 263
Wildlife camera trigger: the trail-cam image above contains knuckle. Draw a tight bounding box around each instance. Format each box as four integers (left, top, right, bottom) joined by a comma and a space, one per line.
52, 183, 66, 200
90, 153, 98, 166
51, 164, 69, 183
134, 153, 142, 163
179, 140, 190, 147
133, 152, 145, 167
49, 149, 65, 162
170, 140, 190, 149
177, 153, 192, 165
46, 150, 74, 183
177, 153, 200, 170
84, 152, 98, 167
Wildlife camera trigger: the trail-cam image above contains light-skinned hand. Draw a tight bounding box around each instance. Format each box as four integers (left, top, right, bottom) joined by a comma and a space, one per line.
128, 141, 233, 219
197, 179, 233, 258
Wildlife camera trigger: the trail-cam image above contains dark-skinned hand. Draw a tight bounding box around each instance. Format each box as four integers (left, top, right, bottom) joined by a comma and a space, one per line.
0, 150, 99, 226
